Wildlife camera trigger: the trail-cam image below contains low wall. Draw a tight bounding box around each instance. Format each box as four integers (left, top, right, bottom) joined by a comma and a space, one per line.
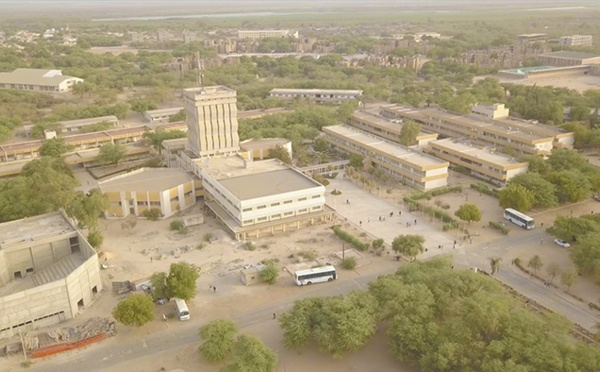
29, 333, 107, 358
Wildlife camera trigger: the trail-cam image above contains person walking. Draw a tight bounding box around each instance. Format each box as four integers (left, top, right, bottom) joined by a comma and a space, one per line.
213, 286, 217, 293
272, 313, 277, 320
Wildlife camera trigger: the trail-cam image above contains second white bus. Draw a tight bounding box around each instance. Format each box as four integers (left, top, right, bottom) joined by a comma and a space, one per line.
175, 298, 190, 321
503, 208, 535, 229
294, 265, 337, 286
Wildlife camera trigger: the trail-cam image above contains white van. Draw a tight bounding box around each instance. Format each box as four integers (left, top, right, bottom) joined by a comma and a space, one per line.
174, 298, 190, 321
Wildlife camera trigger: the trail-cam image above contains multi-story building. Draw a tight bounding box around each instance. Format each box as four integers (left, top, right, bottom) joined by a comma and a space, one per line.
537, 51, 600, 67
380, 105, 559, 156
322, 125, 449, 190
0, 69, 83, 93
515, 33, 548, 53
557, 35, 593, 47
185, 155, 332, 240
184, 86, 240, 157
0, 211, 102, 339
99, 168, 197, 219
427, 139, 528, 186
237, 29, 298, 40
144, 107, 184, 124
347, 111, 438, 146
269, 88, 363, 104
58, 116, 119, 133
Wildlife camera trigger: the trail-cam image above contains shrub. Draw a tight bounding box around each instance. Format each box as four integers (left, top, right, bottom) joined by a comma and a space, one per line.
340, 257, 357, 270
260, 261, 279, 284
410, 186, 462, 200
245, 241, 256, 251
331, 189, 342, 195
470, 182, 499, 198
298, 250, 317, 261
170, 220, 185, 233
143, 208, 162, 221
203, 233, 213, 242
372, 238, 385, 249
313, 174, 330, 186
196, 243, 206, 250
87, 231, 104, 248
332, 225, 368, 250
489, 220, 509, 235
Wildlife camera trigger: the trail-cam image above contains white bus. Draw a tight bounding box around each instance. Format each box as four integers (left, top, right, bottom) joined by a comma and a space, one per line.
174, 298, 190, 321
503, 208, 534, 229
294, 265, 337, 286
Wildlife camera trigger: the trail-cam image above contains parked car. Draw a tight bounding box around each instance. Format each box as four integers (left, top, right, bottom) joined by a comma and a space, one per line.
594, 195, 600, 202
554, 239, 570, 248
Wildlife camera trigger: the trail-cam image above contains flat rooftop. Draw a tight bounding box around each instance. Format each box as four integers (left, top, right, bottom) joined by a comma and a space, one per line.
430, 139, 527, 168
324, 125, 447, 169
270, 88, 363, 96
218, 168, 322, 201
240, 138, 290, 150
183, 85, 236, 98
196, 155, 287, 180
145, 107, 183, 116
0, 68, 80, 86
350, 110, 436, 137
59, 116, 118, 128
0, 212, 74, 251
539, 51, 600, 60
98, 168, 192, 193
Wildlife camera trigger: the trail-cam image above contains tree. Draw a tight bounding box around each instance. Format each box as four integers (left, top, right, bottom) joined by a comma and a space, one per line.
97, 143, 126, 166
150, 272, 171, 300
509, 173, 558, 208
67, 189, 108, 230
72, 81, 94, 98
398, 121, 420, 146
143, 129, 187, 154
87, 231, 104, 249
314, 137, 329, 152
498, 183, 535, 212
560, 269, 578, 292
547, 170, 592, 203
166, 262, 199, 301
571, 232, 600, 284
489, 257, 501, 275
392, 235, 425, 261
349, 153, 364, 169
279, 291, 377, 358
340, 257, 357, 270
260, 261, 279, 284
112, 293, 155, 327
547, 216, 600, 242
199, 319, 237, 363
129, 99, 157, 115
454, 203, 481, 224
521, 155, 552, 176
546, 263, 561, 284
39, 137, 71, 157
225, 334, 278, 372
267, 146, 292, 165
527, 255, 543, 276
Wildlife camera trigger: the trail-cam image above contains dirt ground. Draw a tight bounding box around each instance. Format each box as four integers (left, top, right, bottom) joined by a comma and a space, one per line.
493, 73, 600, 93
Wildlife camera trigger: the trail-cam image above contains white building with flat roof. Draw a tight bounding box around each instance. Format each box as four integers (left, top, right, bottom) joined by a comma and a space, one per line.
238, 30, 298, 39
427, 138, 528, 185
323, 125, 449, 190
557, 35, 593, 47
269, 88, 363, 104
144, 107, 184, 124
0, 69, 83, 93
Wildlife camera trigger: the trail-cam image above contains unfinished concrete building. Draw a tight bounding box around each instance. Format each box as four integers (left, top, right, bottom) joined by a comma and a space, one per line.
0, 212, 102, 339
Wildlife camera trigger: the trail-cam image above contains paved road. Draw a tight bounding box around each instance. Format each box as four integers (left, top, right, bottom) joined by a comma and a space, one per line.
328, 178, 598, 332
29, 268, 397, 372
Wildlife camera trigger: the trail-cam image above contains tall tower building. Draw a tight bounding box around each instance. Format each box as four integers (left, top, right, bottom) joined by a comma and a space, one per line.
183, 85, 240, 157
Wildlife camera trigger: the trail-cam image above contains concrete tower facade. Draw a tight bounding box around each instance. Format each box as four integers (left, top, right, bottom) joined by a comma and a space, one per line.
184, 85, 240, 157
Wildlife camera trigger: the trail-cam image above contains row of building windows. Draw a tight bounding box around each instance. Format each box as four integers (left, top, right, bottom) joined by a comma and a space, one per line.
0, 310, 65, 333
241, 195, 322, 212
241, 206, 323, 225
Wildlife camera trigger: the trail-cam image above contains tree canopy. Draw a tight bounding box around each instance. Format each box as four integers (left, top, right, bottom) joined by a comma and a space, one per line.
112, 293, 155, 327
498, 183, 535, 212
39, 137, 71, 157
226, 334, 278, 372
391, 234, 425, 260
398, 120, 420, 146
199, 319, 238, 363
454, 203, 481, 224
166, 262, 199, 301
97, 143, 126, 165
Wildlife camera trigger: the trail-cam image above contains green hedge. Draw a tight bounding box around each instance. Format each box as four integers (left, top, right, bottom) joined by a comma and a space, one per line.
471, 182, 499, 198
410, 185, 463, 201
403, 196, 459, 230
332, 225, 368, 251
489, 220, 509, 235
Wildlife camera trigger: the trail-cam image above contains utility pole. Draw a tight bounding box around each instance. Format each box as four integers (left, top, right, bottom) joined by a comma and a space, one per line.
19, 330, 28, 363
342, 242, 345, 260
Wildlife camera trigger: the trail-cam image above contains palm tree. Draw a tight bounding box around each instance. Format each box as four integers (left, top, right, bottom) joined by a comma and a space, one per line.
489, 257, 502, 276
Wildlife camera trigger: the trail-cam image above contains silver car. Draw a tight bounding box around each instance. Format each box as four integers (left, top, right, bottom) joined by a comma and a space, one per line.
554, 239, 570, 248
